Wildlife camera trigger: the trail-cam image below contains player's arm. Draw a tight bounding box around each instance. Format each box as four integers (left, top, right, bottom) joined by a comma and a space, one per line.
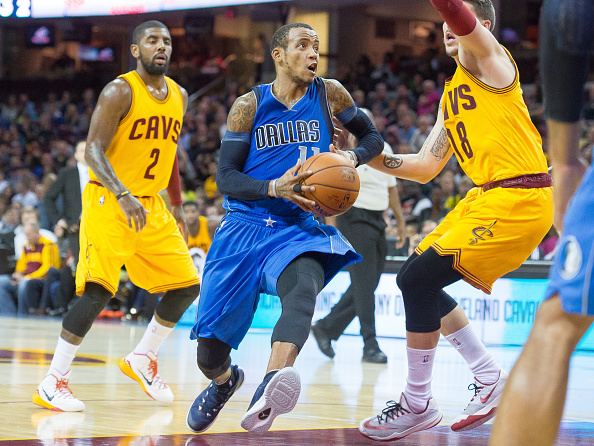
216, 92, 316, 211
85, 79, 148, 233
168, 85, 188, 244
432, 0, 514, 87
388, 185, 407, 250
367, 103, 453, 183
324, 79, 383, 166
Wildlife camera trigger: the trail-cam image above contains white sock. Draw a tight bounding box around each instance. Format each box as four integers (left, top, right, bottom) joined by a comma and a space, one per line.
49, 337, 80, 376
445, 324, 501, 385
134, 316, 174, 356
404, 346, 436, 413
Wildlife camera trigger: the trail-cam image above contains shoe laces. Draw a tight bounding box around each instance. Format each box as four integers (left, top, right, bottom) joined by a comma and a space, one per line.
378, 400, 409, 423
468, 382, 484, 402
55, 378, 76, 400
143, 356, 168, 389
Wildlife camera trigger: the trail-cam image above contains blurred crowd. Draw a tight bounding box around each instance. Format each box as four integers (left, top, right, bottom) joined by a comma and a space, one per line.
3, 50, 593, 319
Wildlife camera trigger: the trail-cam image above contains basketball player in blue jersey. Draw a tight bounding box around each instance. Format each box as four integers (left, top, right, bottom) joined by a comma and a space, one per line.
186, 22, 383, 434
491, 0, 594, 444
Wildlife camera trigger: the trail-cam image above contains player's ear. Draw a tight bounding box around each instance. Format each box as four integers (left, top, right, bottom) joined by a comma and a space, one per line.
130, 44, 139, 58
271, 47, 282, 63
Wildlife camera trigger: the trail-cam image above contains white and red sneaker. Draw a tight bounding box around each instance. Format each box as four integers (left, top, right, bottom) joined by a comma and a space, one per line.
359, 393, 443, 441
451, 370, 509, 431
119, 351, 174, 403
32, 369, 85, 412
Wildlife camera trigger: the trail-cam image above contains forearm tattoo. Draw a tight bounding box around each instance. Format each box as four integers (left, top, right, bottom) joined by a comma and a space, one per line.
383, 154, 403, 169
429, 129, 449, 160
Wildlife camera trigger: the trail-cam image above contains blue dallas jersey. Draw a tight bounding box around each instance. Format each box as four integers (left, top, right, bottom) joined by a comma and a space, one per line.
223, 77, 334, 218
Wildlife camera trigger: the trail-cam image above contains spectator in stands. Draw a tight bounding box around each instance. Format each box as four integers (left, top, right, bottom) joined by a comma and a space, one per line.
0, 220, 60, 315
12, 176, 38, 208
398, 109, 418, 143
14, 206, 58, 260
417, 80, 441, 117
409, 113, 435, 153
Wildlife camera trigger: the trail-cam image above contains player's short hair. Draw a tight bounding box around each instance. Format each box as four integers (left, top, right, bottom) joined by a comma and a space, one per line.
132, 20, 169, 45
270, 23, 314, 53
464, 0, 496, 30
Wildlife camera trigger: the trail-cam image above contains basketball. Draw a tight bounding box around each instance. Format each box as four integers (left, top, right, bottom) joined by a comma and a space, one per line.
299, 152, 360, 217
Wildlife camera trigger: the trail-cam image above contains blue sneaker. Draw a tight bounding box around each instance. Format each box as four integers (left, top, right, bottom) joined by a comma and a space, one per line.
186, 365, 244, 433
240, 367, 300, 434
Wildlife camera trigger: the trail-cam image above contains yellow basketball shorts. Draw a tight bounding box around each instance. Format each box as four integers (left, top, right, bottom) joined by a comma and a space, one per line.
416, 186, 553, 294
76, 183, 199, 296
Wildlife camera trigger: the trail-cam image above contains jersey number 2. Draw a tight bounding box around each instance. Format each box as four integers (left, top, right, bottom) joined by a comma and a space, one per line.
144, 148, 160, 179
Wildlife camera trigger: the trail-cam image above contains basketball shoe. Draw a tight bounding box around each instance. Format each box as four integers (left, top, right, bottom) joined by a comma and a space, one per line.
451, 369, 508, 431
358, 393, 443, 441
119, 351, 173, 402
187, 365, 244, 433
240, 367, 301, 434
32, 369, 85, 412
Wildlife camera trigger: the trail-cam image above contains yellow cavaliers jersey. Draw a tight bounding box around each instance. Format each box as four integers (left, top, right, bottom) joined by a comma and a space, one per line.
90, 71, 183, 196
188, 216, 212, 254
441, 48, 548, 186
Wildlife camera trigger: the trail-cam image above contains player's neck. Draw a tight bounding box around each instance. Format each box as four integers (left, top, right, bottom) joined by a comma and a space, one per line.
135, 69, 168, 97
271, 77, 308, 108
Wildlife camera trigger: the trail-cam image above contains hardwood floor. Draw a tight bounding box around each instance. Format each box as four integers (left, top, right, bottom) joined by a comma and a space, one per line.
1, 316, 592, 445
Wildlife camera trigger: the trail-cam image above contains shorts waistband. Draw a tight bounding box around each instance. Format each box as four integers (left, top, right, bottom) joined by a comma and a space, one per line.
88, 181, 152, 199
226, 211, 311, 229
481, 173, 552, 192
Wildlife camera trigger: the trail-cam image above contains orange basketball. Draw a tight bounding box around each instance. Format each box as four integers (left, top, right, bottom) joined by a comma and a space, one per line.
299, 152, 360, 217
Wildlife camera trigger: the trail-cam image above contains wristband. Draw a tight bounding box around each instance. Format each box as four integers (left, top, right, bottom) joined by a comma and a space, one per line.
116, 190, 131, 200
271, 179, 279, 198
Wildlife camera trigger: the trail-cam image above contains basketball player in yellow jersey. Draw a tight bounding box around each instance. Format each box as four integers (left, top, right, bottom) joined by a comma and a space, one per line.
358, 0, 554, 441
32, 20, 200, 413
182, 201, 215, 254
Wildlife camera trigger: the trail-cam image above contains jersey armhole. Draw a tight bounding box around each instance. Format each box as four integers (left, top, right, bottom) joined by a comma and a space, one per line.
118, 76, 134, 126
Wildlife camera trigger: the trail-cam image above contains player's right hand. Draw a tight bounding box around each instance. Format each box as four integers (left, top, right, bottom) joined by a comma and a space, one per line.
274, 160, 317, 213
118, 194, 149, 233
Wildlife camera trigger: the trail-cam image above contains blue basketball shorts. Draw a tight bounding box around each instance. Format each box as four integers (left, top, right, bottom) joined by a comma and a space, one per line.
190, 211, 361, 349
546, 164, 594, 315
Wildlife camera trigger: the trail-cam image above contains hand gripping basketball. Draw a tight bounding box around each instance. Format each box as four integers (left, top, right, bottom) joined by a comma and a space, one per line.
297, 152, 360, 217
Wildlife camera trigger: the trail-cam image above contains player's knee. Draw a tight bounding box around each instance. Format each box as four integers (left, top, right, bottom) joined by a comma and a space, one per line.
62, 283, 113, 338
196, 337, 232, 380
155, 284, 200, 323
533, 297, 590, 348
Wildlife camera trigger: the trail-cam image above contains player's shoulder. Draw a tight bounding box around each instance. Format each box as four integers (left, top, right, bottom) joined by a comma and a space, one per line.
321, 78, 353, 114
100, 77, 132, 101
227, 91, 258, 132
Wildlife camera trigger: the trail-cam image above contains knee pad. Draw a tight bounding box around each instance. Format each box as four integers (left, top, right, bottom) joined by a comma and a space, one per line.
155, 284, 200, 323
62, 282, 113, 337
196, 337, 232, 380
272, 254, 324, 350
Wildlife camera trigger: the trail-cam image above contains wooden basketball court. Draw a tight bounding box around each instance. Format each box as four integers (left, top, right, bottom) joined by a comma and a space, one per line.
1, 316, 593, 445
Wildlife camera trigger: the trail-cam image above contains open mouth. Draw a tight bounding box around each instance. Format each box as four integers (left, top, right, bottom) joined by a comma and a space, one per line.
445, 31, 456, 44
307, 63, 317, 74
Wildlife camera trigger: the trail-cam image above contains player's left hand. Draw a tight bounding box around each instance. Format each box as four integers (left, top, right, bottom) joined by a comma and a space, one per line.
171, 205, 189, 245
329, 144, 357, 166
